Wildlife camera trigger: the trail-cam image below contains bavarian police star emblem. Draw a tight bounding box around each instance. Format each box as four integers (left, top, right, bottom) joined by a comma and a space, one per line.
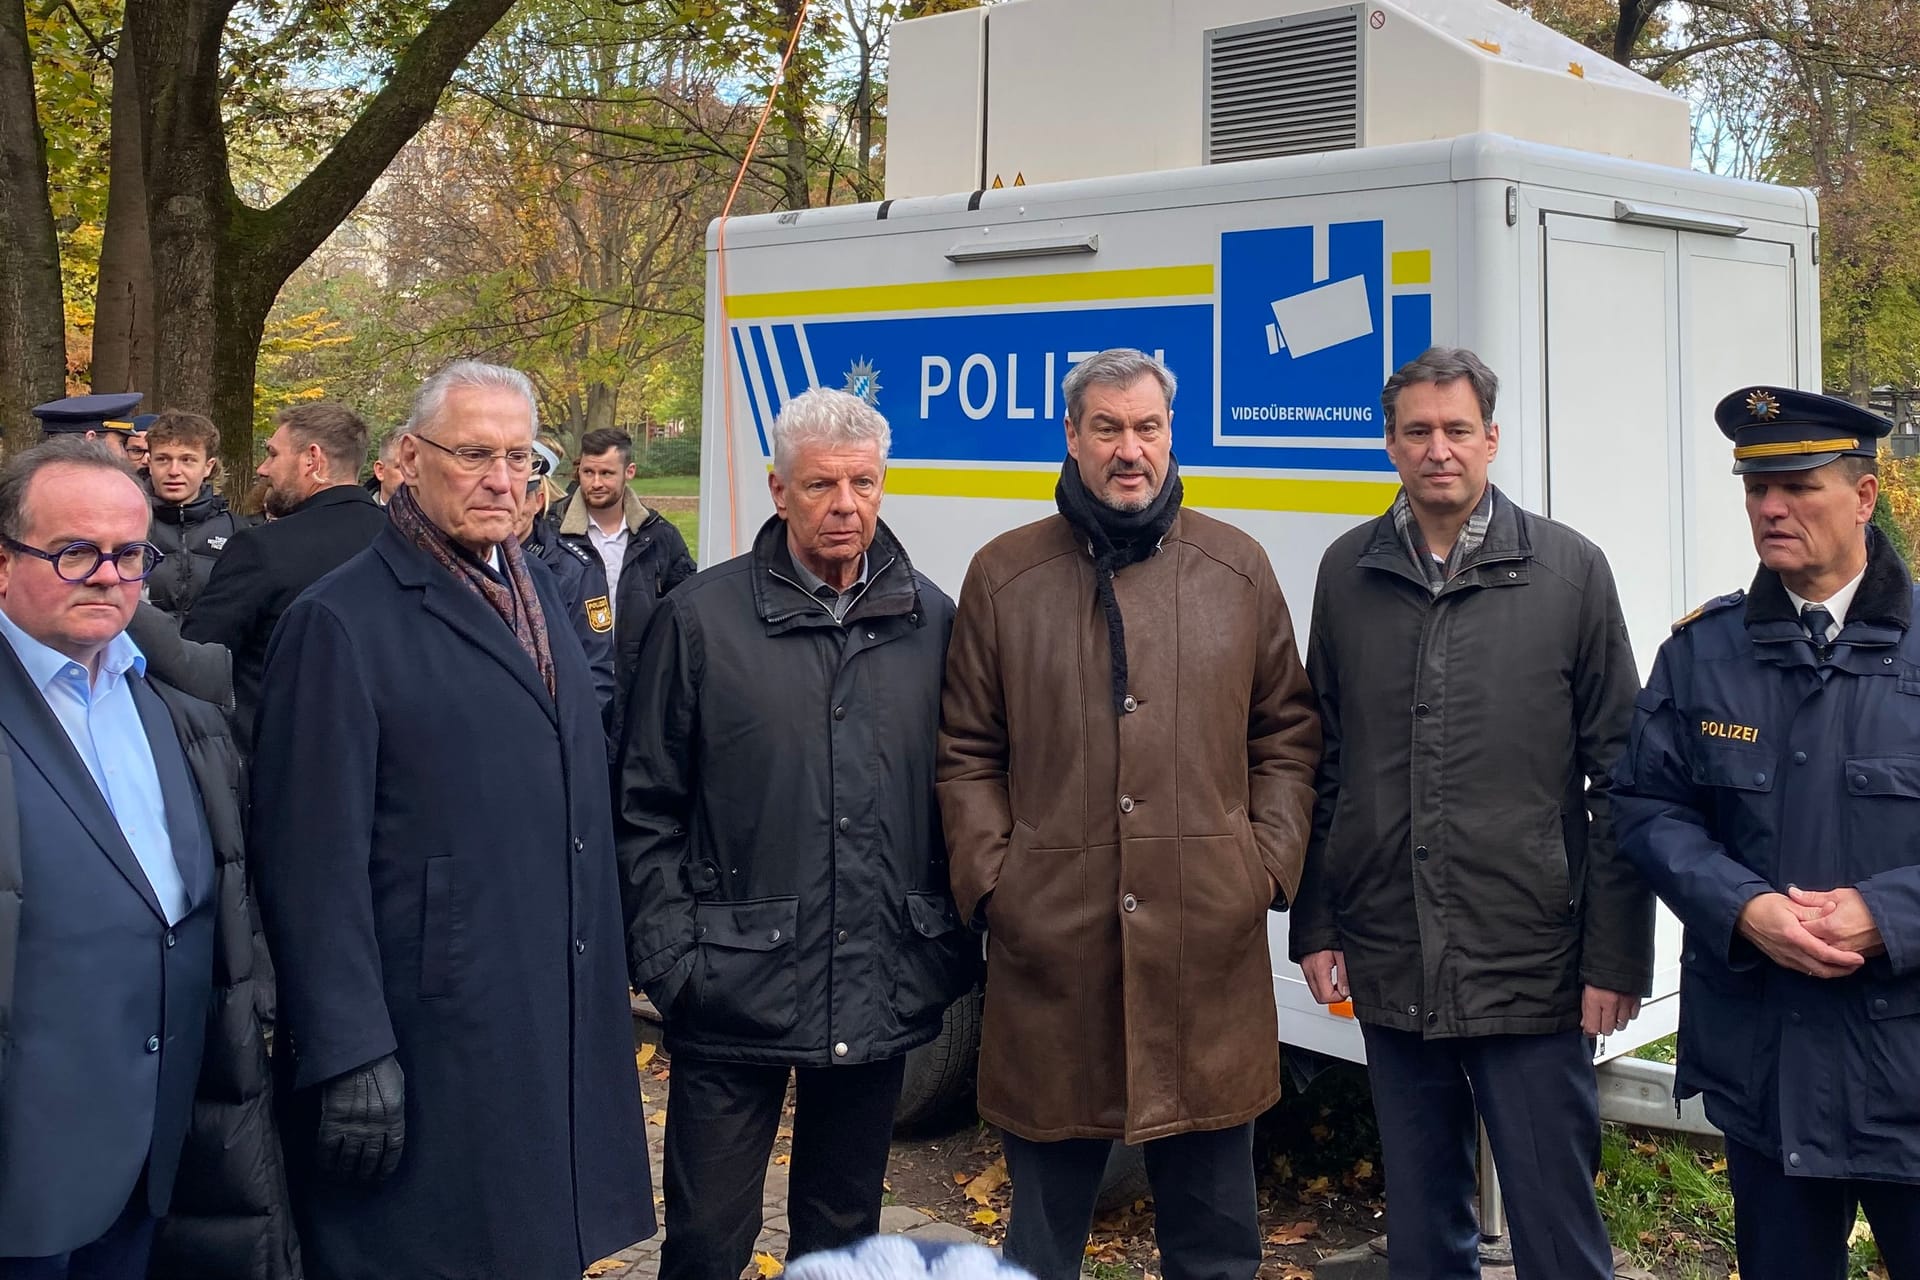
585, 596, 613, 633
842, 358, 882, 405
1745, 389, 1781, 420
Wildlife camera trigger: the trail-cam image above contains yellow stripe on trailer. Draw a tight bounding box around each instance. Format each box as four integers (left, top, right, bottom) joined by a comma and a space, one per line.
726, 264, 1214, 319
884, 467, 1397, 516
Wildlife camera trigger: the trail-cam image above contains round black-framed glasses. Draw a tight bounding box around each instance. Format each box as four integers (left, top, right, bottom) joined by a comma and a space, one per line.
1, 536, 165, 583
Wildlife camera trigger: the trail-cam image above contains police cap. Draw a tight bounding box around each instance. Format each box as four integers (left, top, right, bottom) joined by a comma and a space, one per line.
32, 393, 143, 438
1716, 385, 1890, 475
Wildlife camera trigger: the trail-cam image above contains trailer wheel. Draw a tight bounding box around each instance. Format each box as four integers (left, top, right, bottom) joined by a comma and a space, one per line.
1096, 1141, 1152, 1213
894, 986, 982, 1133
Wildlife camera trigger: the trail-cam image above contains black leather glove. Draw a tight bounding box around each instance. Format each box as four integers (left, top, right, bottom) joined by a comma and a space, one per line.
315, 1053, 406, 1184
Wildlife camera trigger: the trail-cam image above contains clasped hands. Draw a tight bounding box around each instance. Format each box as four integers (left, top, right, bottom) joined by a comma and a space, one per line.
1736, 885, 1884, 979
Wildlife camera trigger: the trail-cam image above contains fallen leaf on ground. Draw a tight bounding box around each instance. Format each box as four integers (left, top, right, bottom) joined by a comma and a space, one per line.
648, 1110, 666, 1127
963, 1157, 1009, 1205
1302, 1175, 1333, 1197
635, 1044, 656, 1070
1350, 1158, 1374, 1181
585, 1259, 623, 1277
969, 1208, 1000, 1226
1266, 1220, 1318, 1246
773, 1154, 791, 1166
752, 1252, 783, 1277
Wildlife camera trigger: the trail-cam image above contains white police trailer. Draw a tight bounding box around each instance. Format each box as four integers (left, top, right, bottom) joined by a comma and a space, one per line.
699, 0, 1816, 1129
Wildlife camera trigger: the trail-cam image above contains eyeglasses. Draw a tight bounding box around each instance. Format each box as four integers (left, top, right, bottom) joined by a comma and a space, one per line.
413, 434, 535, 476
124, 441, 150, 462
1, 536, 164, 583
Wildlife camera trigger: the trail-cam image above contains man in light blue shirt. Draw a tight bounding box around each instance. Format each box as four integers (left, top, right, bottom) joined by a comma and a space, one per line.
0, 439, 217, 1280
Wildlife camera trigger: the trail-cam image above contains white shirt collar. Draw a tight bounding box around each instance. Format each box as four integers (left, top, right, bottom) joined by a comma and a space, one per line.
1787, 563, 1868, 632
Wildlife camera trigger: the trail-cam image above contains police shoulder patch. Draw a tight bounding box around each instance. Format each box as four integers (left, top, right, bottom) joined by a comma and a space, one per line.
585, 595, 613, 633
1672, 590, 1745, 632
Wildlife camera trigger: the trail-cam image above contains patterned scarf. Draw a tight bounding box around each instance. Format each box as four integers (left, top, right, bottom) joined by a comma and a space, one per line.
388, 483, 555, 698
1392, 483, 1494, 595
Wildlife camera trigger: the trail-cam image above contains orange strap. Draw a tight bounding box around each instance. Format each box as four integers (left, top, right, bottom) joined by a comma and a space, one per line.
714, 0, 813, 560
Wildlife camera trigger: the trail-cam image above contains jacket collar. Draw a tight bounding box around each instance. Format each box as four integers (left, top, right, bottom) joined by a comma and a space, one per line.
559, 487, 653, 538
748, 516, 920, 631
149, 483, 225, 524
370, 526, 558, 724
1744, 524, 1911, 656
1357, 484, 1530, 587
287, 483, 379, 519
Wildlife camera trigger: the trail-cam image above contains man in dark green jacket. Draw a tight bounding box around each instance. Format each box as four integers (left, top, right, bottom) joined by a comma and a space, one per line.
1290, 347, 1650, 1280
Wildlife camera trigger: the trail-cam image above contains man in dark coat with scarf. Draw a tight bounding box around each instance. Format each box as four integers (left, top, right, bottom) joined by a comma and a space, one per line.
1613, 387, 1920, 1279
618, 387, 974, 1280
249, 360, 655, 1280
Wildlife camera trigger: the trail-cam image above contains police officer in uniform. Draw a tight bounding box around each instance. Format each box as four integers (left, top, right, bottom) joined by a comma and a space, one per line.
30, 393, 142, 457
1614, 386, 1920, 1280
518, 440, 616, 725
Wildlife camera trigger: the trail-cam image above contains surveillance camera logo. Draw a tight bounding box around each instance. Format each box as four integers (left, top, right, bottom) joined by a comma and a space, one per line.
1262, 275, 1373, 358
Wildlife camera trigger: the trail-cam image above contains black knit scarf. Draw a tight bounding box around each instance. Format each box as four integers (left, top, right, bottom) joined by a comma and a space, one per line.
1054, 455, 1183, 713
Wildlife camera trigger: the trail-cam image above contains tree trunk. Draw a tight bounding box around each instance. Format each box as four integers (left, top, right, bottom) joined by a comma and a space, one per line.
93, 45, 156, 399
586, 381, 616, 435
0, 0, 70, 452
127, 0, 519, 484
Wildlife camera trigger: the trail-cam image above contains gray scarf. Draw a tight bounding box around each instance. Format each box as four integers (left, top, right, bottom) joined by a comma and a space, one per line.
1391, 484, 1494, 595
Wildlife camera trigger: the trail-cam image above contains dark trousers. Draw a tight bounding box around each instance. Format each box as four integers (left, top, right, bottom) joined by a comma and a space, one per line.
0, 1181, 155, 1280
1725, 1136, 1920, 1280
1361, 1024, 1614, 1280
658, 1052, 905, 1280
1001, 1123, 1261, 1280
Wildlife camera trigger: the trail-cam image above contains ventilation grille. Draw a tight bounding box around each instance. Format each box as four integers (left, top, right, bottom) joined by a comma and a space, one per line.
1206, 7, 1362, 164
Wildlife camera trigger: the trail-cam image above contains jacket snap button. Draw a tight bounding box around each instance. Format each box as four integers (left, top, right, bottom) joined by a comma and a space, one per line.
833, 1042, 849, 1057
1414, 703, 1430, 717
1119, 795, 1134, 813
1788, 1152, 1802, 1168
146, 1035, 160, 1053
165, 929, 177, 948
865, 631, 876, 641
1854, 775, 1869, 789
1793, 752, 1807, 765
833, 705, 846, 720
836, 929, 850, 944
1886, 657, 1895, 665
1122, 695, 1138, 713
1426, 1011, 1437, 1025
1414, 845, 1429, 862
1506, 570, 1517, 579
1789, 1010, 1802, 1024
1123, 894, 1138, 912
1753, 772, 1767, 785
575, 939, 586, 954
1875, 997, 1890, 1013
1408, 1004, 1419, 1016
838, 817, 851, 832
573, 837, 584, 851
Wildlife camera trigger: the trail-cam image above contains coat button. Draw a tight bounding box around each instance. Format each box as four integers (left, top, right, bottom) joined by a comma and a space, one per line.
767, 929, 781, 944
1789, 1009, 1802, 1024
865, 631, 876, 641
834, 1042, 849, 1057
573, 837, 584, 851
575, 939, 586, 954
146, 1035, 160, 1053
1426, 1011, 1438, 1026
1414, 702, 1430, 717
1793, 752, 1808, 765
838, 817, 851, 832
1788, 1152, 1802, 1168
1119, 795, 1135, 813
836, 929, 850, 944
1123, 894, 1138, 912
1753, 772, 1767, 785
1408, 1004, 1419, 1016
1875, 997, 1890, 1014
1122, 695, 1138, 713
1414, 845, 1429, 862
695, 925, 708, 939
1854, 774, 1869, 789
833, 705, 846, 720
165, 929, 177, 948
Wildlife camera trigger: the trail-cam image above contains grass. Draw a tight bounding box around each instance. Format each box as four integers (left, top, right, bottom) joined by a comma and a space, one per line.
1632, 1034, 1677, 1064
631, 473, 700, 497
662, 507, 699, 561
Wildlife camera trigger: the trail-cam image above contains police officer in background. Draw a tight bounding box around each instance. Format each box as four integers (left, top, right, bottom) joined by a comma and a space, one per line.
1614, 386, 1920, 1280
30, 394, 143, 457
517, 440, 616, 724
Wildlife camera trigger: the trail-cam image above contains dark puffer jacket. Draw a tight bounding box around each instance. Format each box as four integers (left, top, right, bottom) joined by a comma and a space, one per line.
616, 517, 976, 1066
143, 681, 300, 1280
147, 486, 247, 617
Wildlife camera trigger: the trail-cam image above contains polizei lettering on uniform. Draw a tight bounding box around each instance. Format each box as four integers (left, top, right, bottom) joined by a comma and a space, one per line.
1699, 720, 1759, 743
919, 350, 1168, 421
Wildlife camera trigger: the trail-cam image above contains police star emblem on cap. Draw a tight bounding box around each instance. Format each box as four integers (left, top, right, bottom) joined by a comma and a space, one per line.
1745, 389, 1781, 420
